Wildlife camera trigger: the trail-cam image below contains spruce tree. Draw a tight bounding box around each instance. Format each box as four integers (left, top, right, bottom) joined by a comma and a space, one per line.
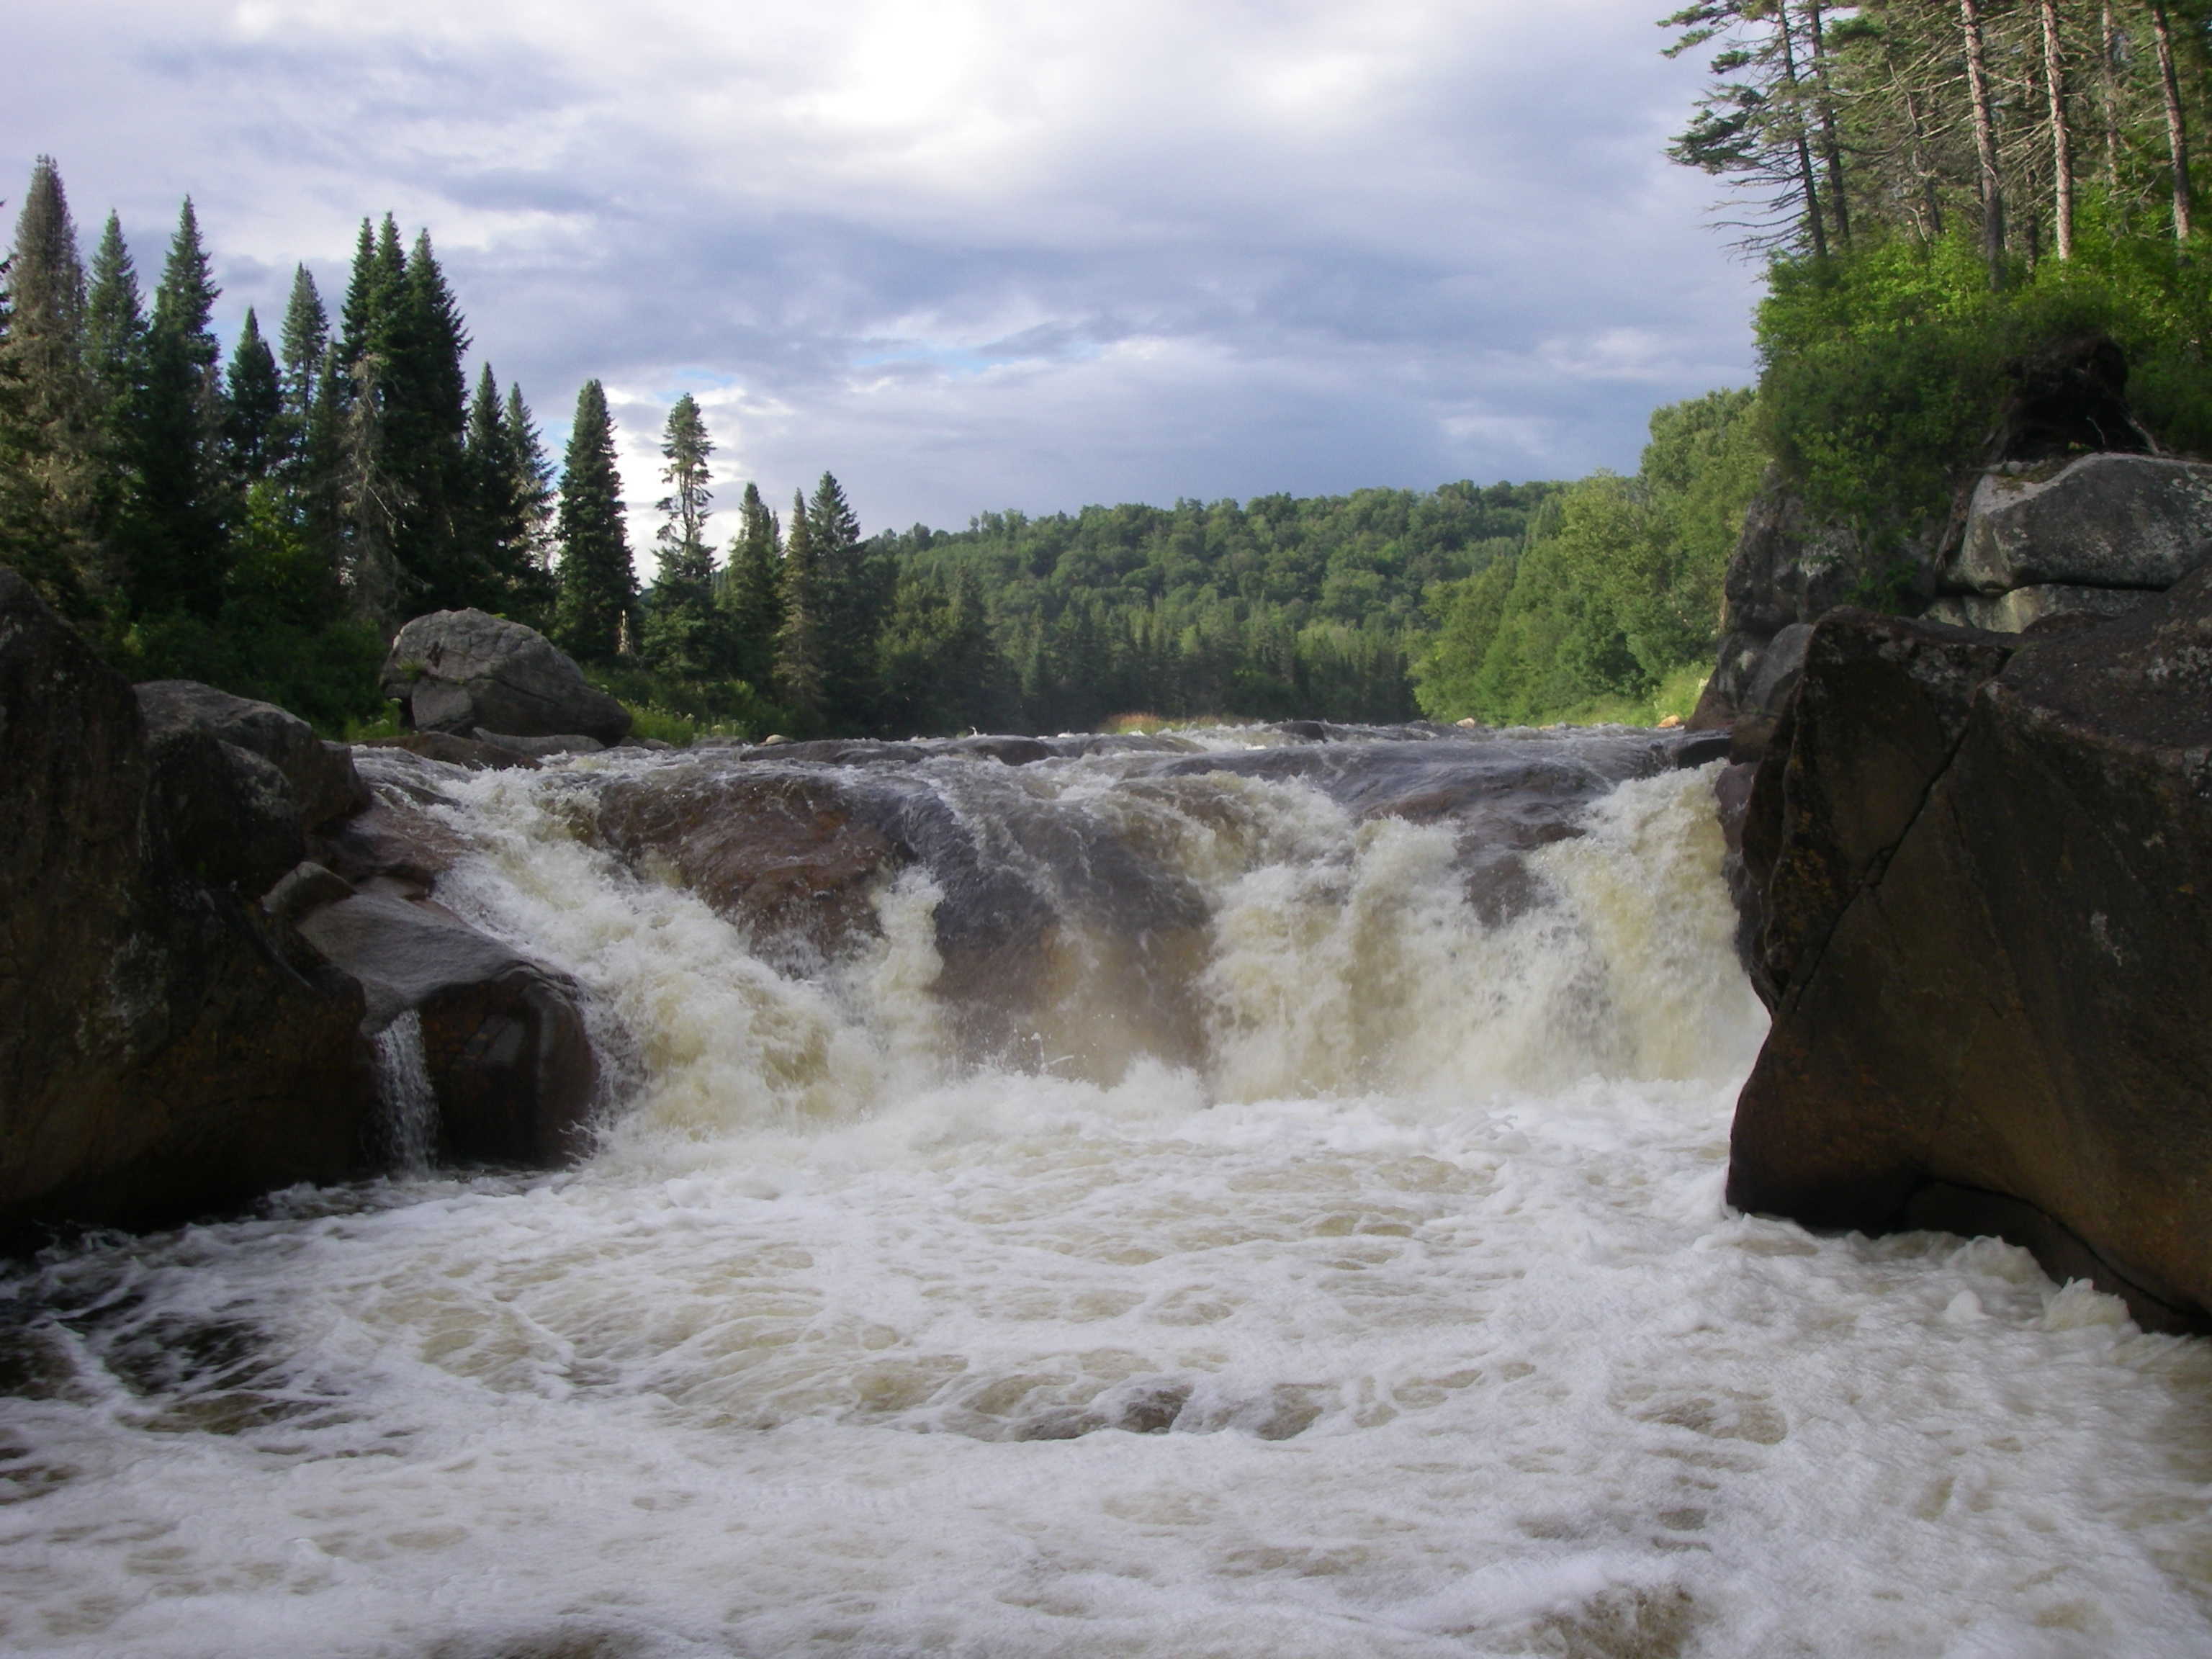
502, 382, 556, 590
385, 228, 472, 608
1, 159, 102, 608
720, 480, 783, 689
82, 211, 148, 604
135, 196, 228, 617
277, 265, 328, 431
552, 379, 634, 662
223, 307, 283, 482
641, 392, 721, 676
84, 212, 145, 419
805, 470, 876, 727
773, 485, 826, 725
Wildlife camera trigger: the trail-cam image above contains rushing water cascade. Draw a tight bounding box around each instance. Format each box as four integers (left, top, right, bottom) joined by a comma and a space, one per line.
369, 1009, 438, 1174
3, 728, 2210, 1659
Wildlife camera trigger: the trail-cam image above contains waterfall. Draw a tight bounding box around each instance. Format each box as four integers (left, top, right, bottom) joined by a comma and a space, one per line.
3, 728, 2207, 1659
368, 1007, 436, 1174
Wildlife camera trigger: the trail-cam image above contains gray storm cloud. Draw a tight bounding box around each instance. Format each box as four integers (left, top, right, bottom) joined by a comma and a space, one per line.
6, 0, 1760, 555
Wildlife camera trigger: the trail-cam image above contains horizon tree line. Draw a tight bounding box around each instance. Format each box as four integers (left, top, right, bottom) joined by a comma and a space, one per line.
4, 156, 1548, 737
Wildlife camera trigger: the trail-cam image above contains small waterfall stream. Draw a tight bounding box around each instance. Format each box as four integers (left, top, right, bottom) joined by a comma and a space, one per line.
369, 1009, 437, 1174
1, 726, 2208, 1658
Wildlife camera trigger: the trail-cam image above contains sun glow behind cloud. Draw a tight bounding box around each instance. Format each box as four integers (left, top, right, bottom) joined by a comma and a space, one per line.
12, 0, 1760, 559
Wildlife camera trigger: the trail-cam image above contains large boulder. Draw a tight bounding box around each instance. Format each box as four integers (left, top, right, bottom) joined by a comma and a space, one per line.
1944, 453, 2212, 595
137, 679, 368, 829
1727, 577, 2212, 1331
382, 609, 631, 745
295, 889, 598, 1166
0, 572, 379, 1247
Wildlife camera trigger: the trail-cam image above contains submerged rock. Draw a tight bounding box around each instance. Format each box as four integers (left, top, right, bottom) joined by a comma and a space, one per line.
1727, 576, 2212, 1330
382, 608, 631, 745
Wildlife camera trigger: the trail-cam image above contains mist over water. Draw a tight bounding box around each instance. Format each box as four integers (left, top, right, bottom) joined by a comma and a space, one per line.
4, 733, 2210, 1658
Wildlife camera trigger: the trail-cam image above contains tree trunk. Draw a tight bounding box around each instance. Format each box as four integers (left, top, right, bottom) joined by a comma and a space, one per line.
1776, 6, 1830, 260
1961, 0, 2008, 287
2149, 0, 2194, 240
2044, 0, 2074, 258
2103, 1, 2123, 205
1806, 1, 1852, 251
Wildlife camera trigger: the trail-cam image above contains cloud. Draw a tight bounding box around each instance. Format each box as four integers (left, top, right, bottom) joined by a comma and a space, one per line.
5, 0, 1762, 568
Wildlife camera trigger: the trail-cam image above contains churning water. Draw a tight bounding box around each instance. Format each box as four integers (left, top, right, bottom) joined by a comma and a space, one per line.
3, 731, 2209, 1658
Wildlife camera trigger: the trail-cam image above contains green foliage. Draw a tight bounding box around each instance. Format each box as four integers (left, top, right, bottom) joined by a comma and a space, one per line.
584, 661, 784, 745
552, 379, 635, 662
120, 482, 386, 733
1414, 391, 1761, 727
1757, 228, 2212, 533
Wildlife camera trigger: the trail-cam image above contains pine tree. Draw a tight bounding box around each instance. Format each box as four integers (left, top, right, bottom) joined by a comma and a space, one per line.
806, 469, 878, 727
0, 158, 97, 613
641, 392, 721, 676
84, 212, 145, 419
135, 196, 228, 617
720, 480, 783, 688
223, 307, 283, 482
385, 228, 472, 608
774, 485, 826, 724
277, 264, 328, 433
552, 379, 634, 662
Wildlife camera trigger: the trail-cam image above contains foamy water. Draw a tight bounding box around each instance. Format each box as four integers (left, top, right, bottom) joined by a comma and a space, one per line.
3, 745, 2208, 1658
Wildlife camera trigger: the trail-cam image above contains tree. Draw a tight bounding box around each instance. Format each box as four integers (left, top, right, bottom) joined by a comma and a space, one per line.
276, 264, 328, 473
720, 481, 783, 688
0, 157, 98, 613
135, 196, 228, 618
640, 392, 722, 676
773, 485, 826, 724
806, 469, 880, 727
552, 379, 634, 662
223, 307, 283, 482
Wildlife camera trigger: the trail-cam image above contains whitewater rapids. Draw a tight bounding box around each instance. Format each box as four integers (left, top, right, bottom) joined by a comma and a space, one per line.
2, 732, 2208, 1658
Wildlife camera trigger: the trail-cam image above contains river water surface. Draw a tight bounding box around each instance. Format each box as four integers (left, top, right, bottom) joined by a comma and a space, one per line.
3, 730, 2209, 1658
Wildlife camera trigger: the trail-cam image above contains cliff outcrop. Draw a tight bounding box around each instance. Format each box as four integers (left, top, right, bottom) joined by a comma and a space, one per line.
1722, 552, 2212, 1331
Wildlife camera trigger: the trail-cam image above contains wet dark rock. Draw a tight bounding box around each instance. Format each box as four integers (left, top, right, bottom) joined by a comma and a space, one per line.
1727, 582, 2212, 1329
592, 767, 909, 964
297, 890, 597, 1166
0, 571, 378, 1249
472, 729, 605, 757
382, 608, 631, 745
941, 734, 1056, 765
137, 680, 368, 829
360, 730, 541, 772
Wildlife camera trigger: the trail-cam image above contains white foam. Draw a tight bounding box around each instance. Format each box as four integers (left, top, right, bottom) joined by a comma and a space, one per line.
3, 752, 2207, 1658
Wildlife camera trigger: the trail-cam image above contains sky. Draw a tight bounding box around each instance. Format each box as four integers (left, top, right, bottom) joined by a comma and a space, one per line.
6, 0, 1763, 563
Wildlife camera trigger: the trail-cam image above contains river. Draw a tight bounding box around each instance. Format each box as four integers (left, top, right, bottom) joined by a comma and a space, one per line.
3, 727, 2208, 1658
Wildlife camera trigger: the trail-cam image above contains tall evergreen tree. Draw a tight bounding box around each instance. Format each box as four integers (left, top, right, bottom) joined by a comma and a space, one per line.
0, 157, 96, 612
774, 485, 826, 725
223, 307, 283, 482
552, 379, 634, 661
806, 470, 878, 727
84, 211, 145, 418
720, 480, 783, 688
383, 228, 472, 608
278, 264, 328, 427
641, 392, 721, 676
135, 196, 228, 617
